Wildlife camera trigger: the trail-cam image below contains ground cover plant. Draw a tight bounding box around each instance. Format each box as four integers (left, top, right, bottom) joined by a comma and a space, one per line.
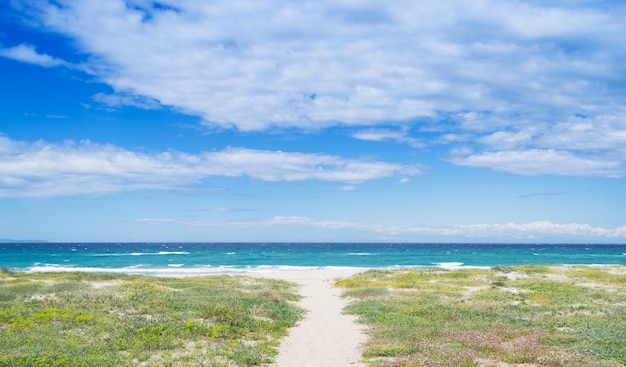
337, 265, 626, 367
0, 269, 303, 367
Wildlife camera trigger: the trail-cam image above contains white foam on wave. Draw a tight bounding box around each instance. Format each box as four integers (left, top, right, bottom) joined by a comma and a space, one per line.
26, 264, 234, 275
25, 264, 342, 275
434, 262, 464, 270
92, 251, 191, 257
348, 252, 380, 256
24, 262, 499, 275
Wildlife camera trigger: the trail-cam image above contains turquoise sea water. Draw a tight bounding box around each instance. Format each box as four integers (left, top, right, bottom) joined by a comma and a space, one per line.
1, 243, 625, 275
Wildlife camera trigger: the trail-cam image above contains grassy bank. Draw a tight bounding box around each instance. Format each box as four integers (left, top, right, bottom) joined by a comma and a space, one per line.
337, 265, 626, 367
0, 270, 303, 367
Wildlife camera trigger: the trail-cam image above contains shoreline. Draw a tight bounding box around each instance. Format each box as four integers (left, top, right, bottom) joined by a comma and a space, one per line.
20, 262, 626, 276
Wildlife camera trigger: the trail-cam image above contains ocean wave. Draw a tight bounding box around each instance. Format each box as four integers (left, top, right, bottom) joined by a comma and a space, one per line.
348, 252, 380, 256
25, 264, 338, 275
434, 262, 465, 270
432, 262, 493, 270
91, 251, 191, 257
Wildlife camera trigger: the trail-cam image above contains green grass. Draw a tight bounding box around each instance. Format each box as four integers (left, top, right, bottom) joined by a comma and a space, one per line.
337, 265, 626, 367
0, 271, 303, 366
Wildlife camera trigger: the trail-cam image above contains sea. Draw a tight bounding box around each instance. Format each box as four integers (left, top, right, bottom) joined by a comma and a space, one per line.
1, 243, 625, 275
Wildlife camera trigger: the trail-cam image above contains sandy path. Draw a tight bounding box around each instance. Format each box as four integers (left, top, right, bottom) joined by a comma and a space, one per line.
251, 269, 368, 367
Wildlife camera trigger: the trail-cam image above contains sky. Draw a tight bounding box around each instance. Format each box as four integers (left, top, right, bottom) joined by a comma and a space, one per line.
0, 0, 625, 243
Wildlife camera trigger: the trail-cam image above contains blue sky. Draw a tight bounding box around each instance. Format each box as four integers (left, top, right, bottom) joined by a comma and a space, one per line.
1, 0, 625, 243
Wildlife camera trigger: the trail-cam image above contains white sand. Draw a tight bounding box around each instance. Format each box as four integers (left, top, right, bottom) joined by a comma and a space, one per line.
250, 268, 368, 367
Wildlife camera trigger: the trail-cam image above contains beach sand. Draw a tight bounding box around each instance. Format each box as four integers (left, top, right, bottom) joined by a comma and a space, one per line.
250, 268, 368, 367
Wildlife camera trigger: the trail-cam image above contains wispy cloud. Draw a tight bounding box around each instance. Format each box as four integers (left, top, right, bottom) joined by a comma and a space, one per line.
0, 135, 421, 197
0, 43, 70, 68
44, 114, 70, 119
5, 1, 626, 177
518, 192, 567, 199
137, 216, 626, 240
352, 128, 424, 148
91, 93, 161, 110
450, 149, 624, 178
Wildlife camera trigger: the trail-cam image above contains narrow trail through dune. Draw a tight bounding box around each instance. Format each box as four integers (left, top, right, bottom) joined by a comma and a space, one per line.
251, 269, 367, 367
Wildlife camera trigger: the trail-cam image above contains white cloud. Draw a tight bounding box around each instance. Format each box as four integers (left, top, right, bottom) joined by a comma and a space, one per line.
538, 114, 626, 152
0, 135, 421, 197
0, 43, 69, 68
478, 131, 534, 150
352, 128, 424, 148
457, 113, 626, 177
137, 215, 626, 240
92, 93, 161, 110
450, 149, 624, 178
7, 1, 626, 176
10, 1, 625, 126
442, 222, 626, 239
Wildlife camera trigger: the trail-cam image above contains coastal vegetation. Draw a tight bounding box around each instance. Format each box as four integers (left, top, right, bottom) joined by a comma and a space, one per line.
337, 265, 626, 367
0, 270, 303, 366
2, 265, 625, 367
